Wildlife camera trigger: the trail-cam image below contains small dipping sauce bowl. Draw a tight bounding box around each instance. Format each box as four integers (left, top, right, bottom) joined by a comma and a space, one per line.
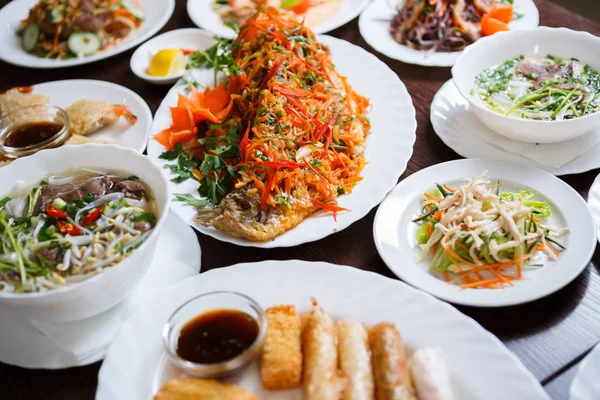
0, 105, 70, 159
163, 291, 267, 378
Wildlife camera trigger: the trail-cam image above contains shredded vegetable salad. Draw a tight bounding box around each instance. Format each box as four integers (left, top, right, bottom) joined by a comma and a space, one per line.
390, 0, 515, 53
413, 174, 568, 289
156, 9, 371, 241
473, 55, 600, 120
18, 0, 145, 59
0, 172, 156, 293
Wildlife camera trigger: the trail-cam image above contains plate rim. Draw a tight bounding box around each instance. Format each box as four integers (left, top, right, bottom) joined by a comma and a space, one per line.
373, 158, 596, 307
0, 0, 176, 69
146, 34, 417, 248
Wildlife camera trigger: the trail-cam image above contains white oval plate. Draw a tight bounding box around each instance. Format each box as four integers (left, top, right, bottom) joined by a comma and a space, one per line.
130, 29, 216, 86
27, 79, 152, 153
147, 35, 416, 248
187, 0, 369, 39
570, 343, 600, 400
373, 159, 596, 307
0, 212, 200, 370
0, 0, 174, 69
586, 174, 600, 245
96, 260, 549, 400
358, 0, 539, 67
431, 79, 600, 176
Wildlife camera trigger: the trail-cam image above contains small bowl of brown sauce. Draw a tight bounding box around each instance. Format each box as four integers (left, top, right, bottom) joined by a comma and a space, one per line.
162, 291, 267, 378
0, 105, 70, 159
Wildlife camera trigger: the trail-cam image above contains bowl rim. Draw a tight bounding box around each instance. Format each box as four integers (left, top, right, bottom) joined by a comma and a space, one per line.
0, 143, 170, 299
451, 26, 600, 126
162, 290, 267, 376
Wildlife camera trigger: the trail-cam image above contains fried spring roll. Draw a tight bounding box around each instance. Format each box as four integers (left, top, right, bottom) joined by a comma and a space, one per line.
302, 299, 345, 400
260, 304, 303, 390
338, 319, 375, 400
369, 323, 416, 400
154, 378, 257, 400
408, 348, 454, 400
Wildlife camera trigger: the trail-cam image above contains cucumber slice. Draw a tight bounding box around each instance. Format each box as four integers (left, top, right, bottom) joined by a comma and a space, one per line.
22, 23, 40, 52
68, 32, 101, 56
120, 0, 146, 20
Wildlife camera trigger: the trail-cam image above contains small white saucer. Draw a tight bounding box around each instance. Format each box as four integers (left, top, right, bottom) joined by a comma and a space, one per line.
0, 212, 201, 369
431, 79, 600, 176
130, 29, 216, 85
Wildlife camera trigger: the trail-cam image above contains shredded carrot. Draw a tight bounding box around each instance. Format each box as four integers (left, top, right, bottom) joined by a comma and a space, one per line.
443, 184, 455, 193
424, 192, 442, 202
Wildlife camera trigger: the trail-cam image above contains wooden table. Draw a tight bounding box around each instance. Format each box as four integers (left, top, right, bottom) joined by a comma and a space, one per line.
1, 0, 599, 398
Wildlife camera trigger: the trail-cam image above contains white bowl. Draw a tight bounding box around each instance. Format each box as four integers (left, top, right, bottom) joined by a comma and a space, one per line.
0, 144, 169, 322
452, 27, 600, 144
130, 29, 216, 85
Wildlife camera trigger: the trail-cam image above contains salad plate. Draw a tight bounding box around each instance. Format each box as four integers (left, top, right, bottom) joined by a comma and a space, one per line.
431, 79, 600, 175
0, 0, 175, 69
147, 33, 417, 248
570, 343, 600, 400
373, 158, 596, 307
0, 212, 201, 369
358, 0, 539, 67
187, 0, 369, 39
586, 174, 600, 245
97, 260, 549, 399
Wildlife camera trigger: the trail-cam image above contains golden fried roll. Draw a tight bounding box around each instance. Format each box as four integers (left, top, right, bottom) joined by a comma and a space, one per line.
302, 300, 345, 400
338, 319, 375, 400
260, 304, 302, 390
369, 323, 416, 400
154, 378, 257, 400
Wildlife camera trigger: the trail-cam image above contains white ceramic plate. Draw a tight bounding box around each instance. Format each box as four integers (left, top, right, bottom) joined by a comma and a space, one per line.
431, 79, 600, 176
187, 0, 369, 39
0, 0, 174, 69
96, 260, 549, 400
130, 29, 216, 86
358, 0, 539, 67
29, 79, 152, 153
586, 174, 600, 245
0, 212, 201, 370
571, 343, 600, 400
147, 35, 416, 248
373, 159, 596, 307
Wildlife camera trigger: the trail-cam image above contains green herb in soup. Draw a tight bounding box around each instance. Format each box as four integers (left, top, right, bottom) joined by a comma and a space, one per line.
0, 171, 157, 293
473, 55, 600, 121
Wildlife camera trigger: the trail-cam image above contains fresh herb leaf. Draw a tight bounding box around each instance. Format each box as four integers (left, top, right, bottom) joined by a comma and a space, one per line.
0, 197, 10, 208
174, 193, 208, 208
130, 212, 157, 226
159, 142, 184, 161
309, 158, 322, 167
187, 37, 242, 86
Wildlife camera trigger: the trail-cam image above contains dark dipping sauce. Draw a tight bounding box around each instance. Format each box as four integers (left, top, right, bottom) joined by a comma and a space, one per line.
176, 309, 259, 364
5, 121, 63, 148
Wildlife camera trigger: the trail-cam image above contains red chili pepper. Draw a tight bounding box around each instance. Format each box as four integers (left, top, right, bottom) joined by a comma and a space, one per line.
239, 122, 251, 162
260, 170, 276, 211
261, 59, 284, 88
245, 160, 303, 169
310, 198, 349, 221
273, 84, 311, 98
181, 48, 195, 56
45, 205, 68, 219
81, 204, 105, 227
57, 221, 82, 236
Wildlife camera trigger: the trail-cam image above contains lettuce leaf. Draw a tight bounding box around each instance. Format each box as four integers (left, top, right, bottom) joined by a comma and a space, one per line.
500, 190, 551, 217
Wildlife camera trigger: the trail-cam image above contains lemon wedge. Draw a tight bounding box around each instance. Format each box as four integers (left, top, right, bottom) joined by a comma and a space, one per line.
147, 49, 187, 77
